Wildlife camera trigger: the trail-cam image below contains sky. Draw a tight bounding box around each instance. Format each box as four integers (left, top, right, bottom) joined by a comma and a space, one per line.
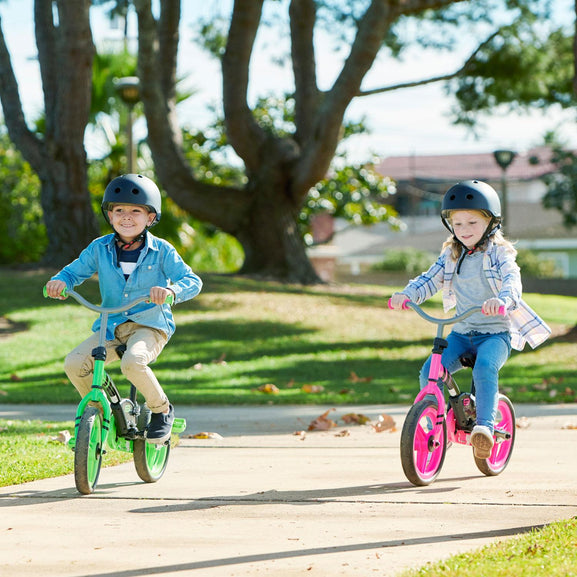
1, 0, 576, 164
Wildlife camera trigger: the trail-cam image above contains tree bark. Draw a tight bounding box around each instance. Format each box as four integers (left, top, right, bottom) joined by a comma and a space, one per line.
0, 0, 98, 267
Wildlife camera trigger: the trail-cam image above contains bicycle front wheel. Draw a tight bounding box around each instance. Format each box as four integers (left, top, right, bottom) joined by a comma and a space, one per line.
400, 398, 447, 486
474, 395, 515, 476
74, 406, 104, 495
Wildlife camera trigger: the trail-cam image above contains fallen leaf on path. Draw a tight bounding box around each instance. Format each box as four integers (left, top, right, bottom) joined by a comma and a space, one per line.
187, 432, 224, 439
372, 413, 396, 433
308, 409, 336, 431
516, 417, 531, 429
334, 429, 350, 437
561, 423, 577, 430
341, 413, 371, 425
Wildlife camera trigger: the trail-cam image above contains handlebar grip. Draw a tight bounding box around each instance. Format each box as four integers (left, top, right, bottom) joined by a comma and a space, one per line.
43, 286, 68, 298
388, 297, 410, 310
498, 305, 506, 316
165, 293, 174, 306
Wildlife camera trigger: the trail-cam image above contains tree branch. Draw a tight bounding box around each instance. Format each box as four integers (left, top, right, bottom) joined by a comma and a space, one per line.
0, 17, 44, 171
357, 29, 500, 97
222, 0, 268, 172
289, 0, 319, 146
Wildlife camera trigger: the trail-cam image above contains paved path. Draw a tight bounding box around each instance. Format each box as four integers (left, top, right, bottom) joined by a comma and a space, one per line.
0, 403, 576, 577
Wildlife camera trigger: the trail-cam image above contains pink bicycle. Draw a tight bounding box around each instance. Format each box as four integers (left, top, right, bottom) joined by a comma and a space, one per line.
390, 299, 516, 486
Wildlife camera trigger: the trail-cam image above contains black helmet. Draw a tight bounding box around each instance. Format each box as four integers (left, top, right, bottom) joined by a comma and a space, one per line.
101, 174, 162, 226
441, 179, 501, 231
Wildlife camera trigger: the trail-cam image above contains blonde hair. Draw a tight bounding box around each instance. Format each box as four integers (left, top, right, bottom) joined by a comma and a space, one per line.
441, 209, 516, 260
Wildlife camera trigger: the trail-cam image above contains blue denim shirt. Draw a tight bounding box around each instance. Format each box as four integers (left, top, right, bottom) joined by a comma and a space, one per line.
51, 232, 202, 341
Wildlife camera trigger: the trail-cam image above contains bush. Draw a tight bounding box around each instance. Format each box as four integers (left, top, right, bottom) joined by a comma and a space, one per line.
371, 248, 436, 275
516, 249, 561, 278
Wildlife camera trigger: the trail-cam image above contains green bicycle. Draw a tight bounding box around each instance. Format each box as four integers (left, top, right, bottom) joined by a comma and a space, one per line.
44, 287, 186, 495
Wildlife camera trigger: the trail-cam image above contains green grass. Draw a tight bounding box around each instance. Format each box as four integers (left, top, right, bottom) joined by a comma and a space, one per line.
2, 268, 577, 406
0, 418, 132, 486
399, 517, 577, 577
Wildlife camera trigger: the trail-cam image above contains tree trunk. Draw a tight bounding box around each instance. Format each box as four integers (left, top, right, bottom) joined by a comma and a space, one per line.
237, 177, 319, 284
0, 0, 99, 268
38, 149, 99, 266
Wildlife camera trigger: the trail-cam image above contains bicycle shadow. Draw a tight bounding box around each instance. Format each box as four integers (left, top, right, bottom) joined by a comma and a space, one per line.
126, 476, 481, 514
0, 475, 480, 509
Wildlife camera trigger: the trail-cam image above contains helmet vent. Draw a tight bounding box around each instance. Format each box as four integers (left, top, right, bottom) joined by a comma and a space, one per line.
466, 194, 474, 200
131, 188, 139, 195
449, 194, 456, 200
114, 187, 121, 193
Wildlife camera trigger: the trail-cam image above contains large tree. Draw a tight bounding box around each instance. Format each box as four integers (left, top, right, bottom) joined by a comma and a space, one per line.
0, 0, 98, 266
133, 0, 549, 284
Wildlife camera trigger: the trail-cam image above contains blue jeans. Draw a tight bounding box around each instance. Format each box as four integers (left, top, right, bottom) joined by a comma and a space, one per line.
419, 331, 511, 431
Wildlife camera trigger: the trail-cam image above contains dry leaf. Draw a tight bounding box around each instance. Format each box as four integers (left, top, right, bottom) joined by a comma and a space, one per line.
341, 413, 371, 425
256, 383, 280, 394
516, 416, 531, 429
561, 423, 577, 430
372, 413, 396, 433
293, 430, 307, 440
349, 371, 373, 383
308, 409, 336, 431
286, 379, 295, 388
212, 353, 227, 365
192, 363, 203, 370
0, 389, 7, 396
9, 374, 22, 382
335, 429, 350, 437
50, 430, 71, 444
188, 432, 224, 439
301, 384, 324, 394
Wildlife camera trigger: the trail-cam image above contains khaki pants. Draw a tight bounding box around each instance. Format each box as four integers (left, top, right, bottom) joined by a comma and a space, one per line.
64, 322, 170, 413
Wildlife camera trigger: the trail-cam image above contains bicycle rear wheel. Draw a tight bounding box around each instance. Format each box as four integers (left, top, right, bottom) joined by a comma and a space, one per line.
474, 395, 515, 476
400, 398, 447, 486
133, 405, 170, 482
74, 406, 104, 495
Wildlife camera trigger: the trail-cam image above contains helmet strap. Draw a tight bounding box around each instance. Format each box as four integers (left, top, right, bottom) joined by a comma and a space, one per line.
115, 231, 145, 250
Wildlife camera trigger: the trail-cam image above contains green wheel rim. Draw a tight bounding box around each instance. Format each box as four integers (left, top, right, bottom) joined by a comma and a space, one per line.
145, 442, 169, 476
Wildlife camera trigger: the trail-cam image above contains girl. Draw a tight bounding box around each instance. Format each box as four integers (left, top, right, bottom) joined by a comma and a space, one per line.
389, 180, 550, 459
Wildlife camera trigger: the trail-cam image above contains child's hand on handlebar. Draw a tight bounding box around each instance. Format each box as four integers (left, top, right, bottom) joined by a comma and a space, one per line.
389, 292, 409, 310
482, 298, 506, 316
149, 286, 174, 305
45, 280, 68, 299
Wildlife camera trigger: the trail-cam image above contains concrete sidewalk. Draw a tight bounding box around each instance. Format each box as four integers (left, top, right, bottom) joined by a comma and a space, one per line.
0, 404, 576, 577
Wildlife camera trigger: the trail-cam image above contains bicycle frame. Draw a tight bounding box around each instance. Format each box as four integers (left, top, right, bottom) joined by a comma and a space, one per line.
44, 287, 186, 451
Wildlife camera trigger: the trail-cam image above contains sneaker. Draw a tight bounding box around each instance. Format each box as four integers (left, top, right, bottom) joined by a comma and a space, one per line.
146, 404, 174, 444
470, 425, 494, 459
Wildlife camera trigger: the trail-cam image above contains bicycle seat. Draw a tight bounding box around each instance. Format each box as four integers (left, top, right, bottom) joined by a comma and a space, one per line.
460, 352, 476, 368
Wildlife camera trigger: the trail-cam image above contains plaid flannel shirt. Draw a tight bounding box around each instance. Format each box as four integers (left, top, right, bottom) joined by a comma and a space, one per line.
401, 241, 551, 351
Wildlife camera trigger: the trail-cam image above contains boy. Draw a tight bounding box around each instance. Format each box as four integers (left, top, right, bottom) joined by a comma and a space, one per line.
45, 173, 202, 444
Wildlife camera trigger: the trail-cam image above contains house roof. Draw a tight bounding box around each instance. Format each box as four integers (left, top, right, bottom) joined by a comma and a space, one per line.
376, 146, 557, 182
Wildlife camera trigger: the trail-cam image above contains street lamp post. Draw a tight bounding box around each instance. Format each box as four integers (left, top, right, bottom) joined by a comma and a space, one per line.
493, 149, 517, 229
114, 77, 141, 173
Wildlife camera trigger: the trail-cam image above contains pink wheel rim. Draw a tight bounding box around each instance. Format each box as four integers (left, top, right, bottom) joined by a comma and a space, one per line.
486, 399, 514, 469
413, 405, 445, 480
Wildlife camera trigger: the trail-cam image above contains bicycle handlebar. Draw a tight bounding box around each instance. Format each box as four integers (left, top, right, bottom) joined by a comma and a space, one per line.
43, 287, 173, 312
387, 298, 505, 327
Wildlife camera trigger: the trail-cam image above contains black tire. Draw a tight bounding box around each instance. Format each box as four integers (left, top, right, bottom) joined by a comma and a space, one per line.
474, 395, 516, 476
400, 398, 447, 486
133, 405, 170, 483
74, 406, 104, 495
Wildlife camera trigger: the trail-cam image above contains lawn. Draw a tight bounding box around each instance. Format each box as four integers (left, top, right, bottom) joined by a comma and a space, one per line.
2, 268, 577, 406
